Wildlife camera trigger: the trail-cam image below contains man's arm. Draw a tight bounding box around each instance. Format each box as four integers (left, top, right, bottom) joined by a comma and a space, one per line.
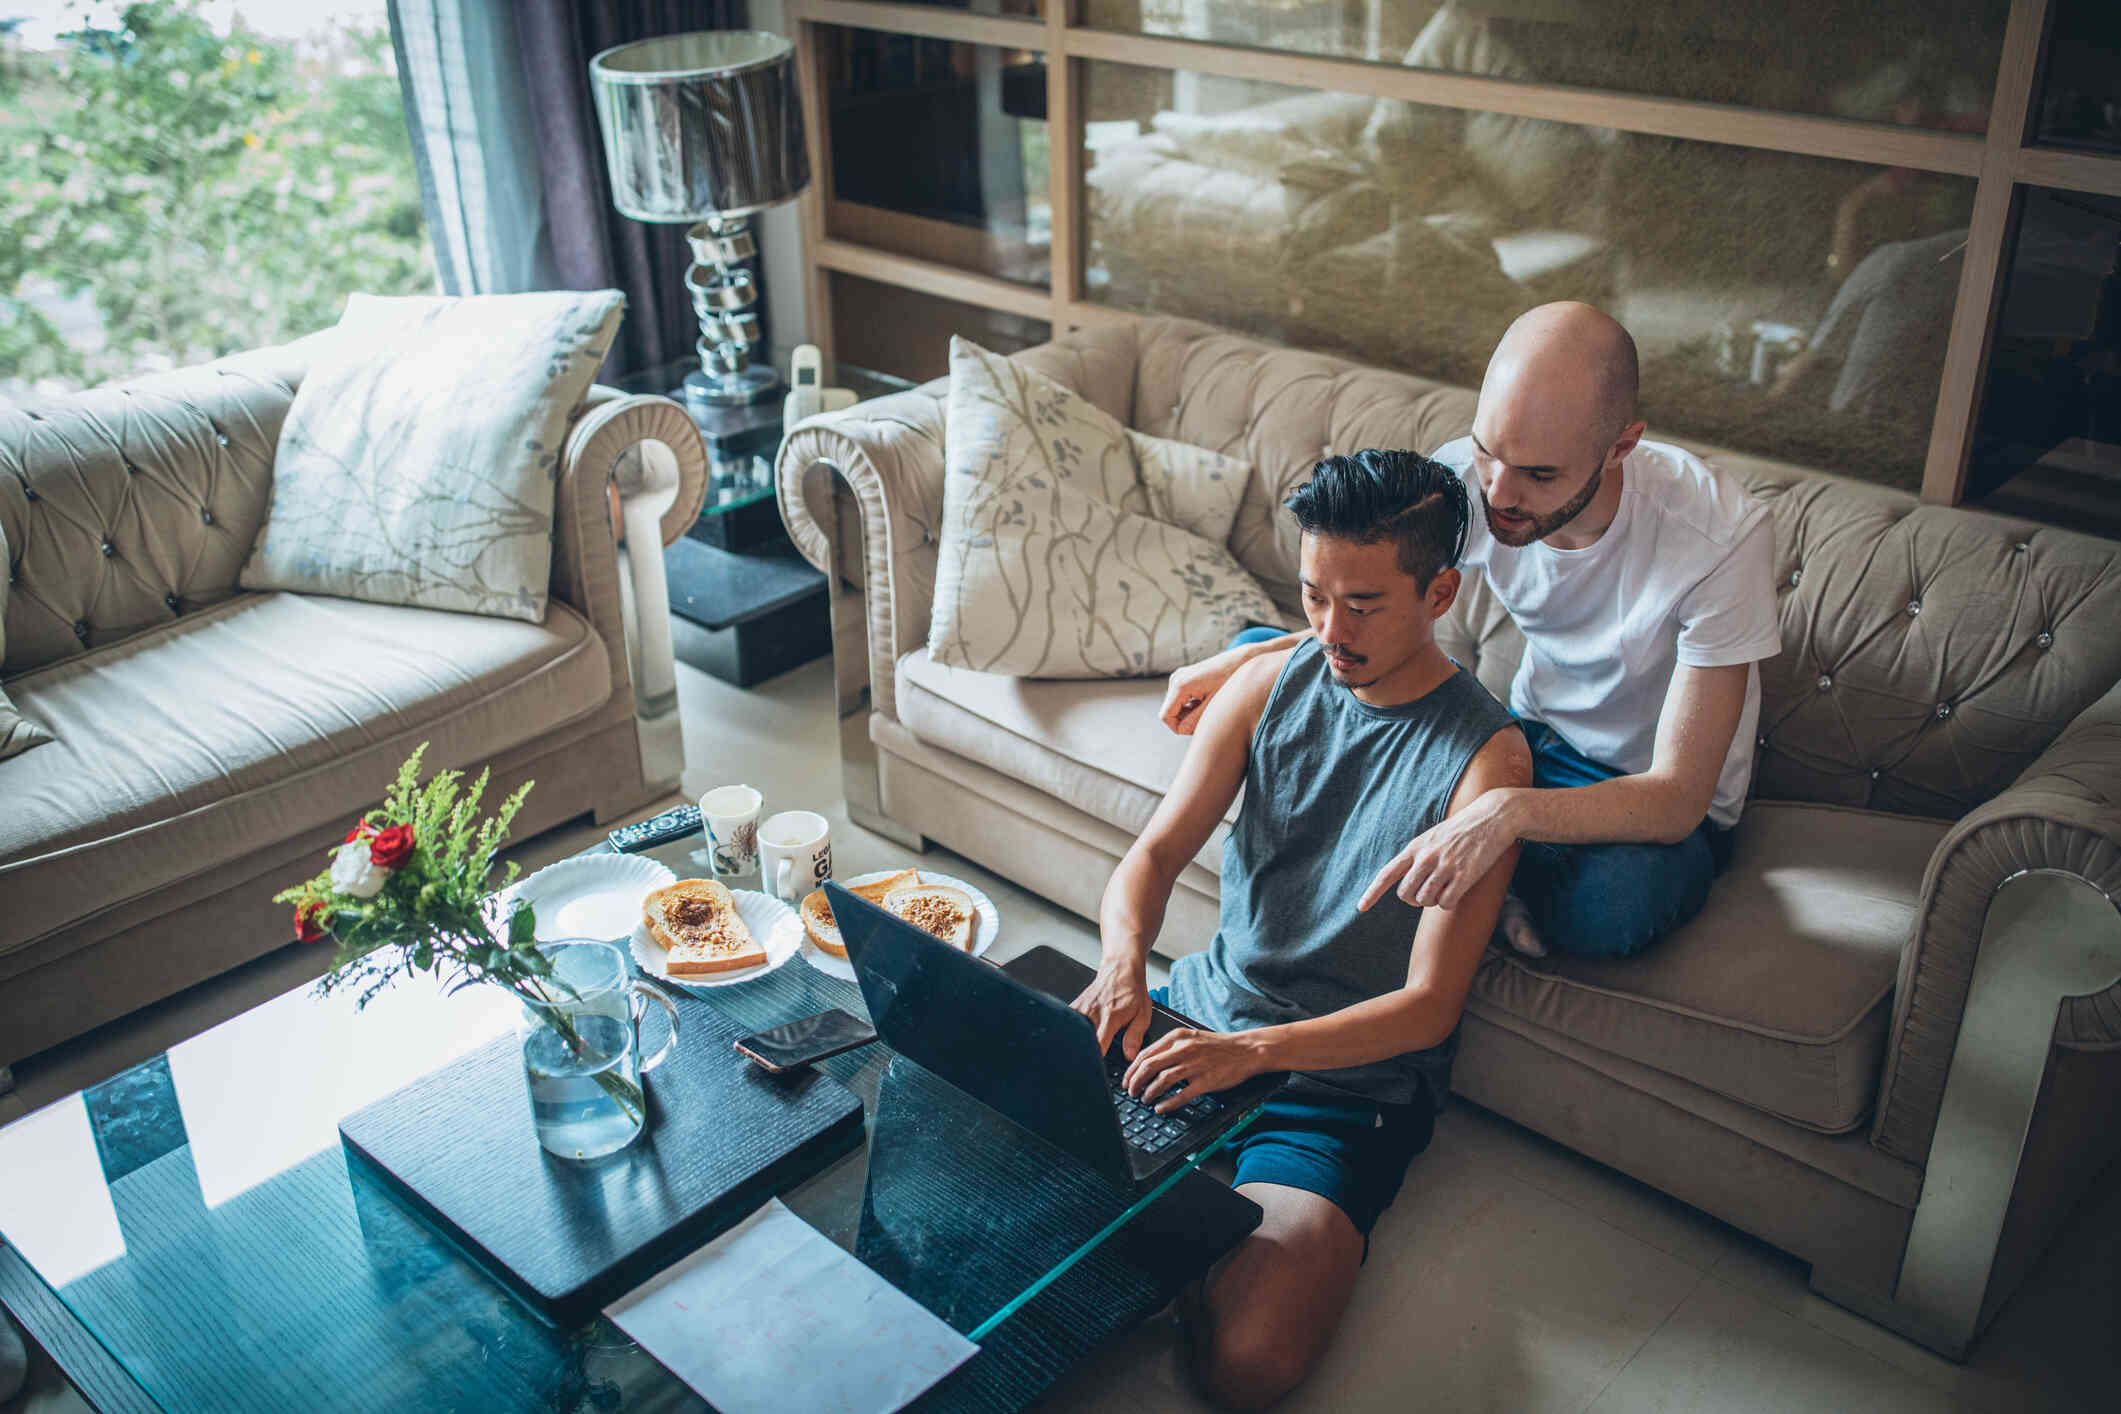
1122, 726, 1532, 1108
1360, 659, 1750, 912
1159, 630, 1315, 734
1076, 651, 1286, 1056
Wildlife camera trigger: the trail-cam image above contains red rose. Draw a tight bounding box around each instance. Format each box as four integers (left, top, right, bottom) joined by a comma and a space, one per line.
344, 821, 375, 844
294, 901, 328, 944
369, 824, 416, 870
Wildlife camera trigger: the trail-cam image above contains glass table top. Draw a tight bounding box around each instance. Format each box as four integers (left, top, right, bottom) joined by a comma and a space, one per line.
610, 349, 917, 521
0, 833, 1250, 1413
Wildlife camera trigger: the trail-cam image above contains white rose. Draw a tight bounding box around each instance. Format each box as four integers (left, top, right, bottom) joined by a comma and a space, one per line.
330, 840, 386, 899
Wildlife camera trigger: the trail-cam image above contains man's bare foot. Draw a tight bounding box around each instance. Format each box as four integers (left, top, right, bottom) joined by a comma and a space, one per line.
1493, 895, 1547, 958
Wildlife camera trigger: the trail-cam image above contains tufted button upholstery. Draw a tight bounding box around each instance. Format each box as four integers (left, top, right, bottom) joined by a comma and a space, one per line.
1, 343, 294, 672
1110, 319, 2121, 822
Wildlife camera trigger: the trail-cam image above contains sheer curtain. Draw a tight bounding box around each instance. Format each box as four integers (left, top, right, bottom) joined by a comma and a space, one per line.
390, 0, 744, 379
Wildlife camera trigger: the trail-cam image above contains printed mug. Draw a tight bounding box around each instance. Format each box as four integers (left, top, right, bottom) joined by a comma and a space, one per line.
700, 784, 763, 881
759, 810, 831, 906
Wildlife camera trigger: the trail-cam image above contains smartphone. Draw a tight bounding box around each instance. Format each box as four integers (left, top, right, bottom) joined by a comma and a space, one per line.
734, 1008, 878, 1073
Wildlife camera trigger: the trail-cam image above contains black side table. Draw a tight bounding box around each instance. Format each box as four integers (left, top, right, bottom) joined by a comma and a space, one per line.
613, 352, 913, 687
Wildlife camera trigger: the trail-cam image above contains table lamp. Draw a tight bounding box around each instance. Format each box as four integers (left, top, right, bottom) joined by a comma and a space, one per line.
590, 31, 810, 407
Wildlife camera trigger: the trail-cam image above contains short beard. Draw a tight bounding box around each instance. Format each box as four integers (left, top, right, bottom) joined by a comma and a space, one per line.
1485, 462, 1604, 546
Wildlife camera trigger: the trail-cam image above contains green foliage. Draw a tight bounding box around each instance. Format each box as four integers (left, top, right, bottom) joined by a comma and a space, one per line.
0, 0, 434, 386
277, 743, 544, 1012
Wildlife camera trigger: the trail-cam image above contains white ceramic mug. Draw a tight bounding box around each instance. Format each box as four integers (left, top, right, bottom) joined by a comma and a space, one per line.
759, 810, 831, 905
700, 784, 763, 881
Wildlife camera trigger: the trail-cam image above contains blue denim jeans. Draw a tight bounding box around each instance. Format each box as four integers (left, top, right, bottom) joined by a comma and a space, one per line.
1511, 721, 1728, 959
1230, 624, 1288, 650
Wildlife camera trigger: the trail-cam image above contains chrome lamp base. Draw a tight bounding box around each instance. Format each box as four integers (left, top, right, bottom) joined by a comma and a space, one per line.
683, 215, 780, 407
683, 362, 781, 408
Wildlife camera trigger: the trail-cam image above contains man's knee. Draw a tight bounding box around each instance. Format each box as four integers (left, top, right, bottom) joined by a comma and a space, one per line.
1515, 831, 1716, 958
1187, 1309, 1322, 1411
1182, 1184, 1363, 1409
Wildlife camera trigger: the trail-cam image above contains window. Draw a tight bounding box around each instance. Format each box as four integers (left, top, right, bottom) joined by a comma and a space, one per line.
0, 0, 433, 401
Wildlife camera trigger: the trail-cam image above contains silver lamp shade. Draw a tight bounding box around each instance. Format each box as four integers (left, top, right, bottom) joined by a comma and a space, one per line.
589, 31, 811, 406
590, 31, 809, 222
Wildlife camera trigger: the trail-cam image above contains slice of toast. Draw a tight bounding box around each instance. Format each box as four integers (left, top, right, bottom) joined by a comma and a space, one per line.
803, 870, 918, 959
800, 887, 844, 959
884, 881, 976, 951
643, 879, 766, 975
851, 868, 918, 906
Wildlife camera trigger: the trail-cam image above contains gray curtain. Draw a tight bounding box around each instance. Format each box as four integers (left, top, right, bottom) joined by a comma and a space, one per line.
389, 0, 559, 297
392, 0, 746, 379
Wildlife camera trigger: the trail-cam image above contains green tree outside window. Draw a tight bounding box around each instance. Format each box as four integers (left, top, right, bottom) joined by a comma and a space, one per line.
0, 0, 435, 390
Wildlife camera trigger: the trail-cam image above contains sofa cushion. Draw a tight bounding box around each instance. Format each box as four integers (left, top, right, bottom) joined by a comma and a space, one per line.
240, 290, 625, 623
0, 591, 610, 954
930, 337, 1276, 678
896, 647, 1235, 872
1469, 803, 1948, 1132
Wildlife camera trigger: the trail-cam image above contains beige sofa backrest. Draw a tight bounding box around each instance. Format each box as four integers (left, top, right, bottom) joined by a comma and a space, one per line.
1115, 318, 2121, 822
1, 338, 318, 674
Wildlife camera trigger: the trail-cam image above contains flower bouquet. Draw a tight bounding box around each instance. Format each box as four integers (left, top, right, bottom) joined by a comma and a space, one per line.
277, 744, 647, 1129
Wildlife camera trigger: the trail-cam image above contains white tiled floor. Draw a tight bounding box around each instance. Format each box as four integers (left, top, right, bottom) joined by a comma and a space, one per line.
6, 654, 2117, 1413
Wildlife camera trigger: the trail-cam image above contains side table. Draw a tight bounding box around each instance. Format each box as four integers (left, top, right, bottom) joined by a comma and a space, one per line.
613, 352, 914, 687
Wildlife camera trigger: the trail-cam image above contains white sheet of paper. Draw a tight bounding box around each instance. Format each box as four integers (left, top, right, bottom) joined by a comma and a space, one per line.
605, 1198, 979, 1414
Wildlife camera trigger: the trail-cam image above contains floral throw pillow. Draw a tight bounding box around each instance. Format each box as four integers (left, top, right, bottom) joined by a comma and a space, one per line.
929, 337, 1276, 679
240, 290, 625, 622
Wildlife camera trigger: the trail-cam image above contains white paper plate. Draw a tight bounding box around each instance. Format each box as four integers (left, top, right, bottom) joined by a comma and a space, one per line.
802, 869, 1000, 980
631, 888, 804, 989
497, 854, 675, 943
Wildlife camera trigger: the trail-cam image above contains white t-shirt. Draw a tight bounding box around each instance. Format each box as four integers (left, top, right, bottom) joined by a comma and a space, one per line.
1430, 437, 1781, 828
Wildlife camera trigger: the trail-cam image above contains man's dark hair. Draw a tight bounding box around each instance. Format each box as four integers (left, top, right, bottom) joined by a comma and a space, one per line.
1283, 448, 1471, 587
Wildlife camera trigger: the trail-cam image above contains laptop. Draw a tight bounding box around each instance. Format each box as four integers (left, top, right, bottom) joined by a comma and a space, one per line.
825, 881, 1286, 1190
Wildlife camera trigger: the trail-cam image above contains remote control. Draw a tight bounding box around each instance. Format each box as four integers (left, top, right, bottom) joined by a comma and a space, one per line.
607, 804, 701, 854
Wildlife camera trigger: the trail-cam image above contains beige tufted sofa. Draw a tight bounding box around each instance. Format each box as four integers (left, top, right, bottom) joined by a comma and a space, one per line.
0, 333, 708, 1076
778, 317, 2121, 1359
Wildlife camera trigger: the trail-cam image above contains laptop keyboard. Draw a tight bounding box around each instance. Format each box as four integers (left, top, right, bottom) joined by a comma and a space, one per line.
1105, 1057, 1226, 1155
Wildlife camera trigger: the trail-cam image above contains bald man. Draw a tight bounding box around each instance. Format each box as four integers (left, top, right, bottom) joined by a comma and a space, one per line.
1164, 303, 1780, 958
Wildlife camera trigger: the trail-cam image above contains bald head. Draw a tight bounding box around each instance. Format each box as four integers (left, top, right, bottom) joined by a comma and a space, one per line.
1466, 303, 1643, 546
1483, 302, 1640, 451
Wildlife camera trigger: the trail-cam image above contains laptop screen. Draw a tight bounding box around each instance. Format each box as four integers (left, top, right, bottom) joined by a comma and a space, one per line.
826, 883, 1130, 1181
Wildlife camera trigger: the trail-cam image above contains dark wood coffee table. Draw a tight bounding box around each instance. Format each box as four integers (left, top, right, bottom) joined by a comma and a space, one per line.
0, 834, 1257, 1412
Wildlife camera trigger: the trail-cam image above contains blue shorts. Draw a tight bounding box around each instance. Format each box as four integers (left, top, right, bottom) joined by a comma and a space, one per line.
1150, 989, 1434, 1239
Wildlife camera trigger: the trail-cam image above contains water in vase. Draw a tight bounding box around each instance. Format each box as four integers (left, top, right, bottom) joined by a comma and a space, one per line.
523, 1012, 642, 1159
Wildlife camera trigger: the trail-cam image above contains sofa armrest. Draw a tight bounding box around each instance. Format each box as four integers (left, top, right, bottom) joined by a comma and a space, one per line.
555, 392, 708, 710
1872, 679, 2121, 1166
775, 383, 949, 721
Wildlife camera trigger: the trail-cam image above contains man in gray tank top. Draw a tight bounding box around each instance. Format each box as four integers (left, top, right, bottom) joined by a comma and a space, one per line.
1072, 450, 1529, 1411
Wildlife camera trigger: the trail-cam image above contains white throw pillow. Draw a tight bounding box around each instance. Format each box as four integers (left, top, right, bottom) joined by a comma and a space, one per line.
930, 337, 1276, 679
241, 290, 625, 622
1, 522, 55, 760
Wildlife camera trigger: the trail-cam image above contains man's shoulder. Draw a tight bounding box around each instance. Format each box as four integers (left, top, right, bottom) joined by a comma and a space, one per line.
1429, 435, 1475, 475
1625, 439, 1771, 554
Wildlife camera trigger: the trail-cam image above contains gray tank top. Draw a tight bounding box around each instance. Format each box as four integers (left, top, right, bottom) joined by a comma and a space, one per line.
1168, 638, 1517, 1108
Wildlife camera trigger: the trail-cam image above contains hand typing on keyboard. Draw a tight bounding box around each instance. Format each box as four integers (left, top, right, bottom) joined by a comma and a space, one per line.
1119, 1024, 1268, 1115
1106, 1056, 1226, 1152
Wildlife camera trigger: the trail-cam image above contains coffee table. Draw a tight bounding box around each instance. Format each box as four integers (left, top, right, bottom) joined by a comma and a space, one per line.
0, 833, 1258, 1413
